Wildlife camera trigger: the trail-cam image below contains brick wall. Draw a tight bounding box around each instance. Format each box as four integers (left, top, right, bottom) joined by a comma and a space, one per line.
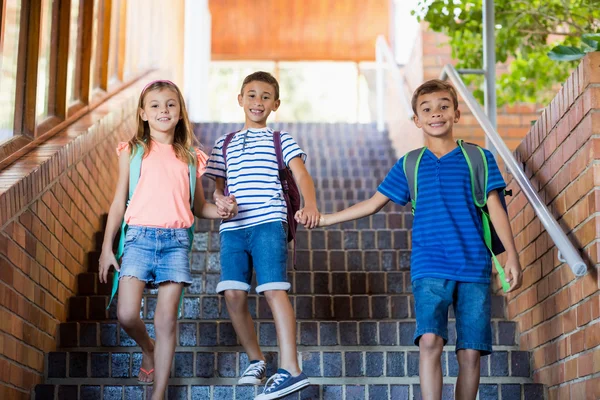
0, 82, 147, 399
501, 53, 600, 399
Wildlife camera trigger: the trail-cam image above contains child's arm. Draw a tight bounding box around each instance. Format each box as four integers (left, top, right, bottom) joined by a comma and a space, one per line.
288, 157, 320, 228
487, 190, 522, 292
99, 151, 130, 283
318, 192, 391, 227
194, 177, 237, 219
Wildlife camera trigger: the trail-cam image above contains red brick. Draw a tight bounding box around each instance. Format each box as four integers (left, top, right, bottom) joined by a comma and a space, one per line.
584, 323, 600, 349
571, 330, 585, 355
578, 351, 594, 377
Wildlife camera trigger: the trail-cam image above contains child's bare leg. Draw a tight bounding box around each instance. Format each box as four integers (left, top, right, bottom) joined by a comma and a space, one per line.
151, 282, 184, 400
455, 349, 481, 400
117, 277, 155, 383
224, 290, 264, 361
418, 333, 444, 400
264, 290, 300, 375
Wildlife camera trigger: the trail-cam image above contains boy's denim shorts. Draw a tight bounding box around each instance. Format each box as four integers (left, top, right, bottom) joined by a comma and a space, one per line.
119, 225, 192, 286
216, 221, 290, 294
412, 277, 492, 355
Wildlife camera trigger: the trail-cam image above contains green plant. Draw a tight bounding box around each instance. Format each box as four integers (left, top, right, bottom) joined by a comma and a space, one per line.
413, 0, 600, 106
548, 33, 600, 61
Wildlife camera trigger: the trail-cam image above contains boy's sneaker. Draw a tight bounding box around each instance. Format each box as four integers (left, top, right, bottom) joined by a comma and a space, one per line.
238, 360, 267, 385
254, 369, 310, 400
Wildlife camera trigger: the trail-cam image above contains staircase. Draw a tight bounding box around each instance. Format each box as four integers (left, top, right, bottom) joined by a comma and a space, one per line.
33, 123, 545, 399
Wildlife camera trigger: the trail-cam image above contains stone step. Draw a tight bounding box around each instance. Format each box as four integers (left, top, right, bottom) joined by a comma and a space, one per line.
65, 293, 508, 323
34, 381, 546, 400
44, 347, 532, 380
57, 320, 517, 349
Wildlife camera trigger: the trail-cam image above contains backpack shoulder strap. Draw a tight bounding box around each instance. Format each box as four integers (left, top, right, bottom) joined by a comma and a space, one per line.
188, 147, 197, 206
402, 147, 426, 213
273, 131, 285, 169
457, 139, 488, 207
222, 131, 238, 169
129, 144, 144, 200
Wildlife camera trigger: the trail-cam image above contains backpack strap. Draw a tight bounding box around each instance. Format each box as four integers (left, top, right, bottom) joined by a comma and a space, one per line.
457, 140, 510, 293
222, 131, 238, 169
402, 147, 426, 215
272, 131, 285, 169
221, 132, 238, 196
458, 140, 488, 208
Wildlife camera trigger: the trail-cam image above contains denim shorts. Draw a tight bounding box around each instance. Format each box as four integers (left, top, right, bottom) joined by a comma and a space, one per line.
412, 277, 492, 355
216, 221, 290, 294
119, 225, 192, 286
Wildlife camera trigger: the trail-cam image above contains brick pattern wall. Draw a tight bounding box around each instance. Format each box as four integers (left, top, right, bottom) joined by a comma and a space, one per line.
501, 53, 600, 399
0, 83, 145, 399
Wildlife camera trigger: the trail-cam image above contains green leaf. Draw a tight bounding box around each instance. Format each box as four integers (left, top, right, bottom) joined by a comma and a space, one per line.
582, 33, 600, 51
547, 45, 585, 61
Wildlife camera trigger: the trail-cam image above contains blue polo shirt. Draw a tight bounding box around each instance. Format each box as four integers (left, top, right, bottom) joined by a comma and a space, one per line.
378, 146, 506, 283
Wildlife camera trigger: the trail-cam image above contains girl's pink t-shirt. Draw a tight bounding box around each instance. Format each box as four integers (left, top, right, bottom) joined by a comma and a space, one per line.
117, 141, 208, 229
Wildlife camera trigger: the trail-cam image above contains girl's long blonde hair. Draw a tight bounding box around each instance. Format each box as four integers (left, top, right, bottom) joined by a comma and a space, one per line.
129, 80, 198, 165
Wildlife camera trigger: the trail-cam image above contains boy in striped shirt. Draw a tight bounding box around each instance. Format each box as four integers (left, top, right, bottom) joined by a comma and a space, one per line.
309, 79, 522, 400
205, 71, 319, 400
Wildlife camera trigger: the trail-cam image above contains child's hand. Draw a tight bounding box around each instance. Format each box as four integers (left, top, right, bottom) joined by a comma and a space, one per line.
503, 255, 522, 293
216, 194, 237, 219
297, 205, 320, 229
99, 250, 119, 284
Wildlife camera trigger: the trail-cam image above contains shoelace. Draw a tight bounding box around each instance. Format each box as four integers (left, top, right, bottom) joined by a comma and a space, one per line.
263, 372, 289, 393
243, 362, 265, 378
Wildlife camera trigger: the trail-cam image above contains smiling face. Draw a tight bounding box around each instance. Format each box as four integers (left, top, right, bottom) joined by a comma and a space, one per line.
238, 80, 280, 129
139, 88, 181, 135
412, 90, 460, 139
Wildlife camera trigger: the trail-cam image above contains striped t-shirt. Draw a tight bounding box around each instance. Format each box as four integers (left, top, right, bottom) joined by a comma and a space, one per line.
205, 127, 306, 232
378, 145, 506, 283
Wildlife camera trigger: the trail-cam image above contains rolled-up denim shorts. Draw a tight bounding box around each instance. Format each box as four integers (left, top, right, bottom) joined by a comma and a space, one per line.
216, 221, 290, 294
412, 277, 492, 355
119, 225, 192, 286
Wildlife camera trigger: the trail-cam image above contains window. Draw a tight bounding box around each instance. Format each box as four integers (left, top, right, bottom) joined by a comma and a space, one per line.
89, 0, 101, 93
0, 0, 22, 144
36, 0, 54, 120
66, 0, 82, 104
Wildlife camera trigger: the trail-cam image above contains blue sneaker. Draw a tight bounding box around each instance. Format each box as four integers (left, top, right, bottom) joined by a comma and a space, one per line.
238, 360, 266, 385
254, 369, 310, 400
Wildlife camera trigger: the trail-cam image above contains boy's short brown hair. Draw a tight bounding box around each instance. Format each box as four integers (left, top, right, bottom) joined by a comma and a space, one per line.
411, 79, 458, 115
241, 71, 280, 100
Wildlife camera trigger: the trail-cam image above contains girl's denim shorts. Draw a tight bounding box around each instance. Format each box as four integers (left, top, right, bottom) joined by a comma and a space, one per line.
119, 225, 192, 286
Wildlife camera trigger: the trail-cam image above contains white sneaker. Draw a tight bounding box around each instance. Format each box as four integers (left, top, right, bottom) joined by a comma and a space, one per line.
238, 360, 267, 385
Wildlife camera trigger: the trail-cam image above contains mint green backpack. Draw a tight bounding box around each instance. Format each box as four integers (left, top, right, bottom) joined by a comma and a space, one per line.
402, 140, 511, 292
106, 144, 197, 316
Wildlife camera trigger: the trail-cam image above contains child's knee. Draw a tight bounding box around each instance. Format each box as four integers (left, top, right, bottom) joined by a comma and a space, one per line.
154, 312, 177, 334
419, 333, 444, 355
263, 289, 288, 304
457, 349, 481, 368
117, 307, 141, 328
224, 290, 248, 313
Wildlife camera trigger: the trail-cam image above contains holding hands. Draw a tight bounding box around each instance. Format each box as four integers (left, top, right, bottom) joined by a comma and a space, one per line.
215, 194, 238, 219
294, 205, 322, 229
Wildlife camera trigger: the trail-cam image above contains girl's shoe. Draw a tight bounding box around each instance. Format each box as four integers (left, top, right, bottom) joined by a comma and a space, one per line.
238, 360, 267, 385
137, 367, 154, 385
254, 369, 309, 400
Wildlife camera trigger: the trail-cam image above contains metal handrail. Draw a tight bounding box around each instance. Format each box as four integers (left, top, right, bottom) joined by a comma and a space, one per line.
440, 64, 587, 277
374, 34, 587, 277
375, 35, 413, 132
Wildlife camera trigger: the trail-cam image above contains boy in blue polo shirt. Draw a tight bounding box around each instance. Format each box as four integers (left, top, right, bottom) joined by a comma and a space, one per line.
306, 79, 522, 399
205, 71, 320, 400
